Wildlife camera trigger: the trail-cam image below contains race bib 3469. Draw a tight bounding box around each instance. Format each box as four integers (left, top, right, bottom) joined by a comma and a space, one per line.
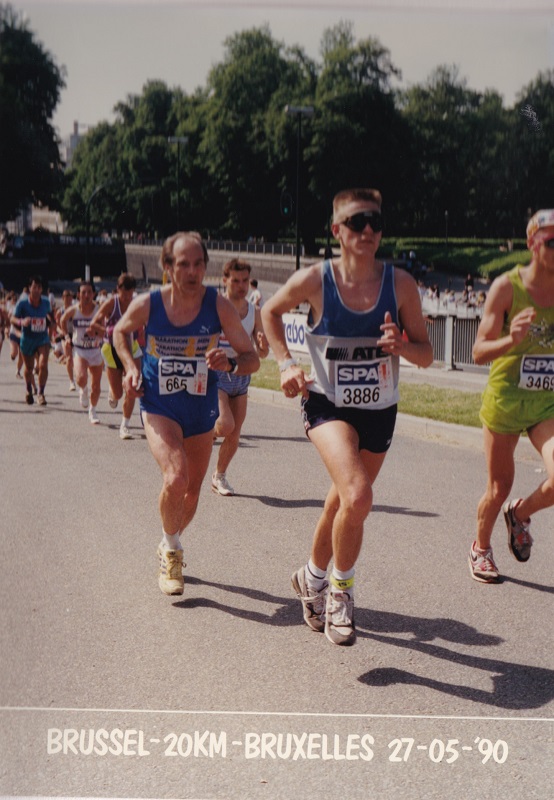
519, 355, 554, 391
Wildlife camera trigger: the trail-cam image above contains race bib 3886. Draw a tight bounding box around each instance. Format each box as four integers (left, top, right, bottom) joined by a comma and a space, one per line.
335, 357, 394, 408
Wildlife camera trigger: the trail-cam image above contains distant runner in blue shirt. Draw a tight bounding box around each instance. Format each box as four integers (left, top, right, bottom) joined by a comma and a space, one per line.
11, 275, 54, 406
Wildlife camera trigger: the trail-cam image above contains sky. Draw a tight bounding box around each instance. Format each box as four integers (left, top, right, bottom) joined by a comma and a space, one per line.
9, 0, 554, 140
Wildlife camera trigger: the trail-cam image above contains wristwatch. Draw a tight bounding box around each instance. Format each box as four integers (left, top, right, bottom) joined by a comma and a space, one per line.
228, 357, 239, 374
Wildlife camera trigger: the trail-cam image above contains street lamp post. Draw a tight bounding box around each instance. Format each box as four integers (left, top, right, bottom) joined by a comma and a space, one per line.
284, 105, 314, 270
167, 136, 189, 229
445, 209, 449, 259
85, 183, 109, 281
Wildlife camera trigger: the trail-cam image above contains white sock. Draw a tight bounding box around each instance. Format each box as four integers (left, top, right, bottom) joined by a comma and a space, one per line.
122, 417, 130, 426
330, 566, 355, 597
306, 559, 327, 591
161, 530, 182, 551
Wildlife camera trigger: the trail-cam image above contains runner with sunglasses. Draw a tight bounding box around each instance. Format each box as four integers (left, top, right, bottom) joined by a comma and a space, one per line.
262, 188, 432, 646
469, 209, 554, 583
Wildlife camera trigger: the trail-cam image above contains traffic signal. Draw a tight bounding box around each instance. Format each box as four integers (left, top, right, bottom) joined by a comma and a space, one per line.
280, 191, 293, 218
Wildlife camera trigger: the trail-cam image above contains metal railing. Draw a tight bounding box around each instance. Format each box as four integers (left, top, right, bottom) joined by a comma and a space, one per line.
206, 239, 300, 256
425, 314, 485, 371
125, 237, 303, 256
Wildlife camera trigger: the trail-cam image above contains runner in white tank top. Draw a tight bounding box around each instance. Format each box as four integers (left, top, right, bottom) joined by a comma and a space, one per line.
211, 259, 268, 496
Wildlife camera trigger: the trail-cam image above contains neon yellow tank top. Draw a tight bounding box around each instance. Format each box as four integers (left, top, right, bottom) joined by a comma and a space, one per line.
487, 265, 554, 396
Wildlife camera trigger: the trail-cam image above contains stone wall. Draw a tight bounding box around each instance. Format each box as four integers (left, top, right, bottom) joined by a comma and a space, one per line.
124, 243, 314, 286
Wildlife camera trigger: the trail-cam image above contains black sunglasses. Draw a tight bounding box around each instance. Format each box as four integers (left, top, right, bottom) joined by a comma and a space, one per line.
341, 211, 383, 233
544, 238, 554, 249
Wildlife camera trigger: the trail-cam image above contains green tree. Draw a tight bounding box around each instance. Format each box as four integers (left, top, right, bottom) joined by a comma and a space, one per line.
112, 80, 178, 235
199, 26, 314, 240
61, 80, 193, 237
309, 22, 413, 239
400, 65, 487, 235
0, 3, 66, 221
465, 90, 513, 237
511, 70, 554, 230
60, 122, 124, 234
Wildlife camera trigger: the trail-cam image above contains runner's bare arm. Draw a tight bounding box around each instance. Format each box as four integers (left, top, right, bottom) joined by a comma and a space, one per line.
206, 295, 260, 375
89, 297, 115, 336
113, 293, 150, 389
379, 269, 433, 367
261, 264, 322, 363
58, 305, 76, 337
253, 306, 270, 359
261, 264, 322, 398
472, 276, 534, 365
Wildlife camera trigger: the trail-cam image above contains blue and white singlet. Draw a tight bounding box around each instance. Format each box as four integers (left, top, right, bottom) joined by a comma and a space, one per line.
305, 260, 400, 409
140, 287, 222, 435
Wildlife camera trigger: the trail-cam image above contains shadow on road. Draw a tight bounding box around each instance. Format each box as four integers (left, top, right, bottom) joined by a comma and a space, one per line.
236, 493, 323, 508
501, 574, 554, 594
358, 636, 554, 710
175, 577, 552, 710
372, 504, 439, 518
173, 574, 298, 627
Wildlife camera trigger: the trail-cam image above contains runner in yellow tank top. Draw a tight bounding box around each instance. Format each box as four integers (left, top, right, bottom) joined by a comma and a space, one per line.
469, 209, 554, 583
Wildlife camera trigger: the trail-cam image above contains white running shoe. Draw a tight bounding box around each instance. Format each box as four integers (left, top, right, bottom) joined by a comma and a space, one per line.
79, 386, 89, 409
468, 541, 500, 583
69, 381, 76, 392
119, 423, 132, 440
291, 566, 327, 633
108, 393, 118, 409
88, 406, 100, 425
211, 473, 235, 496
325, 591, 356, 646
157, 545, 185, 595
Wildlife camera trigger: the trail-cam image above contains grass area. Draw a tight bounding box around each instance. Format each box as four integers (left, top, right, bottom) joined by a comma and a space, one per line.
250, 359, 483, 428
397, 383, 482, 428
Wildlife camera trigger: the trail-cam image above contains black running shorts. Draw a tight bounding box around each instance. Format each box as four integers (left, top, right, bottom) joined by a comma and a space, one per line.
301, 390, 397, 454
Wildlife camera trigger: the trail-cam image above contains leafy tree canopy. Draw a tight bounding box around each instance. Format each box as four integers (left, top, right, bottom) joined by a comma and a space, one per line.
0, 3, 65, 220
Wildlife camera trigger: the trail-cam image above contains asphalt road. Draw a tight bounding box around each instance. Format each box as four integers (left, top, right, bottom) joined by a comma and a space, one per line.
0, 351, 552, 800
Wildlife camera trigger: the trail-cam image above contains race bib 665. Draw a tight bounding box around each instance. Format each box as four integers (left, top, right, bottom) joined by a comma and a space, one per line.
158, 357, 208, 396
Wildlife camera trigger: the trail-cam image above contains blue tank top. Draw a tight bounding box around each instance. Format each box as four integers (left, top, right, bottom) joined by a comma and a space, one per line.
14, 295, 52, 347
142, 287, 221, 404
305, 260, 400, 408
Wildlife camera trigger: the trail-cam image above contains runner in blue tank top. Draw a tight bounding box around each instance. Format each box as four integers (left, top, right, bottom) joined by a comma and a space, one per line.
11, 275, 55, 406
113, 232, 260, 597
263, 188, 433, 647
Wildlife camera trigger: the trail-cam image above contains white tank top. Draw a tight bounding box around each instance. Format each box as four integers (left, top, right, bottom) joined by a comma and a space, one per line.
72, 305, 103, 349
219, 301, 256, 357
